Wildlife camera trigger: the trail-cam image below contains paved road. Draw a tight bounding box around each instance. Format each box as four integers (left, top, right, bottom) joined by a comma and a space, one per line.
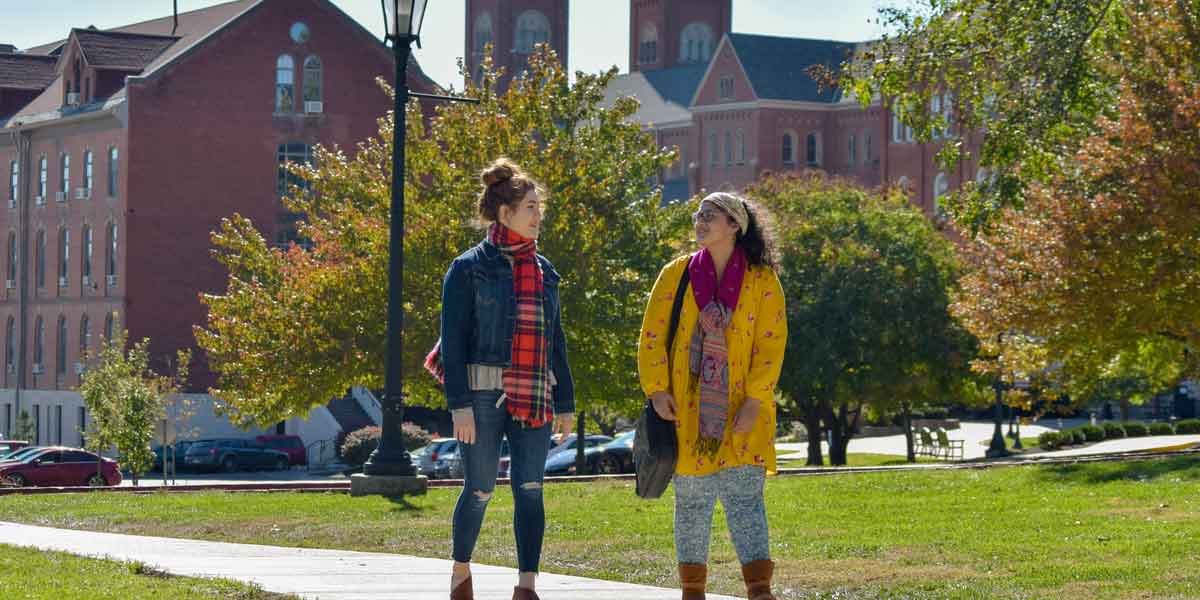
0, 521, 739, 600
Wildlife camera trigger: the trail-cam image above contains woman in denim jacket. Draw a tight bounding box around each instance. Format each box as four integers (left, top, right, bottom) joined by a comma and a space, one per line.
440, 158, 575, 600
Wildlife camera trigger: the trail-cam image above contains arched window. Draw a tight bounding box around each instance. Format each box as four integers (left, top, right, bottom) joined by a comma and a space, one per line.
709, 132, 718, 166
931, 94, 942, 139
81, 224, 92, 283
782, 131, 796, 165
37, 156, 47, 202
104, 312, 114, 342
105, 222, 118, 282
863, 131, 873, 165
7, 231, 16, 284
35, 229, 45, 288
724, 131, 733, 166
473, 12, 493, 53
5, 316, 14, 374
83, 150, 93, 193
806, 132, 822, 166
639, 23, 658, 64
80, 314, 90, 357
275, 55, 295, 112
680, 22, 714, 63
847, 134, 857, 165
934, 172, 949, 218
514, 10, 550, 54
107, 147, 118, 197
303, 56, 322, 109
56, 315, 67, 376
59, 154, 70, 200
736, 130, 746, 165
33, 316, 44, 368
8, 160, 16, 207
897, 176, 911, 194
57, 227, 69, 288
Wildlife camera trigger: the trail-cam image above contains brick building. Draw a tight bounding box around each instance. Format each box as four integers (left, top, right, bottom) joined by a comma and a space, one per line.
464, 0, 569, 91
0, 0, 436, 446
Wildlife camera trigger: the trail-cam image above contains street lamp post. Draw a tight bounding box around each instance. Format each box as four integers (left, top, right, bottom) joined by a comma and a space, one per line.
986, 379, 1011, 458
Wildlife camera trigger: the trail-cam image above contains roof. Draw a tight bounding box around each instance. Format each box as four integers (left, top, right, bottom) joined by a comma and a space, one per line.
603, 71, 692, 127
642, 64, 707, 108
726, 33, 856, 103
0, 54, 57, 90
70, 28, 179, 71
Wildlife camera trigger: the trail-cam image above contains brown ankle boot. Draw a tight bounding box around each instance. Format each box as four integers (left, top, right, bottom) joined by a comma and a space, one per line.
741, 560, 776, 600
450, 575, 472, 600
512, 586, 540, 600
679, 563, 707, 600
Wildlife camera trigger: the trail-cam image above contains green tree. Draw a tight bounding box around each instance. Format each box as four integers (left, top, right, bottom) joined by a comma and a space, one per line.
80, 328, 191, 486
751, 172, 975, 465
12, 410, 35, 443
197, 45, 688, 430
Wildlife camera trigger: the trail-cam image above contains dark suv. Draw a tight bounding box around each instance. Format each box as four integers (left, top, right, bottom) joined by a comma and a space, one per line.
183, 439, 290, 473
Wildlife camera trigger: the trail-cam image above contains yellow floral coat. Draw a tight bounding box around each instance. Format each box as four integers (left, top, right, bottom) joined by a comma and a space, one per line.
638, 255, 788, 477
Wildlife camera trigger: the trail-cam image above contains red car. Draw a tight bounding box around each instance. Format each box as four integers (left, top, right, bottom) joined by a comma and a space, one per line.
0, 447, 122, 487
255, 434, 307, 467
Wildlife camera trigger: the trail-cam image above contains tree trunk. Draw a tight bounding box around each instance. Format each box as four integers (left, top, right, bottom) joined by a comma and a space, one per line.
575, 411, 587, 476
1120, 398, 1131, 422
827, 402, 861, 466
902, 401, 916, 463
802, 411, 824, 466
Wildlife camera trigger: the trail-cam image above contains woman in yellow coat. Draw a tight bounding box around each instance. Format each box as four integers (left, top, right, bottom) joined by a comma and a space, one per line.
638, 192, 787, 600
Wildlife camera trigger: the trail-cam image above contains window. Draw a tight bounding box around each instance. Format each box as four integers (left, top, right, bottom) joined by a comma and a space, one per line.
107, 147, 118, 197
934, 172, 949, 218
976, 168, 991, 185
680, 22, 714, 63
82, 225, 92, 282
806, 132, 822, 167
83, 150, 93, 193
59, 154, 69, 199
7, 232, 15, 283
737, 130, 746, 165
58, 227, 69, 287
33, 316, 43, 368
724, 131, 733, 166
708, 132, 718, 166
105, 223, 117, 280
8, 160, 16, 207
931, 94, 942, 139
104, 312, 113, 341
847, 134, 857, 165
639, 23, 658, 64
56, 316, 67, 376
277, 143, 312, 195
37, 156, 47, 201
514, 10, 550, 54
864, 132, 873, 165
473, 12, 493, 53
5, 317, 14, 374
782, 132, 796, 165
275, 55, 295, 112
719, 76, 734, 100
35, 230, 45, 289
303, 56, 322, 106
897, 175, 911, 193
891, 108, 912, 143
80, 314, 90, 357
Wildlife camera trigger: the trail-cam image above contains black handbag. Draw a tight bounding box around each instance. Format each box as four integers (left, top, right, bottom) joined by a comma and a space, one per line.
634, 264, 690, 499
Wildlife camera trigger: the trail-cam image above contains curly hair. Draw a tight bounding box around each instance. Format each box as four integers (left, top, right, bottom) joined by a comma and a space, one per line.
477, 157, 541, 222
736, 197, 780, 271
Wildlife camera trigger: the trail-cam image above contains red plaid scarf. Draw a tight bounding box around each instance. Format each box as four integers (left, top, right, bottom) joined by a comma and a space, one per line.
489, 223, 553, 427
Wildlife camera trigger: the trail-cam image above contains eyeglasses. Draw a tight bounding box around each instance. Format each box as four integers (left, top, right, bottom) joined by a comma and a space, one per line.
692, 208, 725, 224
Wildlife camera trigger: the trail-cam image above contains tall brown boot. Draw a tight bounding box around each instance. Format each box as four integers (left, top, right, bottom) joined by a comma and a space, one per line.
741, 560, 776, 600
679, 563, 707, 600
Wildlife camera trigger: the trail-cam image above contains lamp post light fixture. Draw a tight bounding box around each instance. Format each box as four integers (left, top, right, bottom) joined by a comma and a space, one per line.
352, 0, 477, 497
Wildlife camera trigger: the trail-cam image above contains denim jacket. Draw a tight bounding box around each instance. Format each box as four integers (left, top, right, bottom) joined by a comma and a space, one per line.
440, 240, 575, 415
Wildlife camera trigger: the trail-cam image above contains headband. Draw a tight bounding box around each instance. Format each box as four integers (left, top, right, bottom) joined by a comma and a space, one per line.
701, 192, 750, 235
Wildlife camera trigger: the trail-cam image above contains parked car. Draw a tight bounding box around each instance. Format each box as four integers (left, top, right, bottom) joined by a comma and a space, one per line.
417, 438, 459, 478
587, 430, 636, 475
183, 439, 291, 473
0, 446, 45, 463
544, 434, 615, 476
0, 447, 121, 487
0, 440, 30, 457
434, 443, 464, 479
255, 434, 307, 467
152, 441, 195, 472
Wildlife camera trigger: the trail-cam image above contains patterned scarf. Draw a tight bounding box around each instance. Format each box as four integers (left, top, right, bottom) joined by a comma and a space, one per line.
687, 246, 748, 458
489, 223, 553, 427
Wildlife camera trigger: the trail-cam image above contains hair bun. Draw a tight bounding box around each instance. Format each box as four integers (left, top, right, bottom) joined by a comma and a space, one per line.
481, 159, 519, 187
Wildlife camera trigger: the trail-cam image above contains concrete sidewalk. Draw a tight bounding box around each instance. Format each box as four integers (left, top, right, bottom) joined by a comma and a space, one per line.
0, 521, 737, 600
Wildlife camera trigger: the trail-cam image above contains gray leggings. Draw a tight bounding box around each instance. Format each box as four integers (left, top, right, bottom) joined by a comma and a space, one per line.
673, 465, 770, 565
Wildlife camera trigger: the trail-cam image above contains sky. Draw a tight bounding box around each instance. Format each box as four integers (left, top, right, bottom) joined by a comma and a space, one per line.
1, 0, 894, 89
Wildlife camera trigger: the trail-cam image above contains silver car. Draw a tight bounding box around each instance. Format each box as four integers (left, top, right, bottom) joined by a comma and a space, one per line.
417, 438, 458, 478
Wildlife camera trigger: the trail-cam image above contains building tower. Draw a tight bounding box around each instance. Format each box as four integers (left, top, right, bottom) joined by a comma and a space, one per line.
465, 0, 569, 91
629, 0, 732, 73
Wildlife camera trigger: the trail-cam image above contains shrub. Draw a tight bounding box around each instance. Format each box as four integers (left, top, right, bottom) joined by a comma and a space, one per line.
402, 422, 433, 451
1149, 422, 1175, 436
924, 407, 950, 420
1038, 431, 1062, 450
1122, 422, 1148, 437
1080, 425, 1105, 442
1103, 422, 1127, 439
340, 426, 381, 467
1175, 419, 1200, 434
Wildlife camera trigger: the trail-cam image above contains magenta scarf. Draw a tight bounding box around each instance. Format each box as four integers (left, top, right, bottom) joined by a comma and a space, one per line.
687, 246, 747, 458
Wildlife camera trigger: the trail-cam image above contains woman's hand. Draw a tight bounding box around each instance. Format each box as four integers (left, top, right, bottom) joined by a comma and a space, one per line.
553, 413, 576, 438
651, 391, 677, 421
733, 398, 761, 433
452, 408, 476, 445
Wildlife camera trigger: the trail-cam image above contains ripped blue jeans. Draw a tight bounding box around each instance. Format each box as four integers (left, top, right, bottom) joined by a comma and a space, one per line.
451, 390, 552, 572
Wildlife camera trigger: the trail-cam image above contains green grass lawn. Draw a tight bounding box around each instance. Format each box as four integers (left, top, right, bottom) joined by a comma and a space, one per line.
976, 436, 1043, 452
778, 452, 940, 468
0, 543, 295, 599
2, 456, 1199, 599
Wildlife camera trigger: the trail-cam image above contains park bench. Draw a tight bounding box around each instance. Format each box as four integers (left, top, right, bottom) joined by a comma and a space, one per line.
935, 427, 964, 460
